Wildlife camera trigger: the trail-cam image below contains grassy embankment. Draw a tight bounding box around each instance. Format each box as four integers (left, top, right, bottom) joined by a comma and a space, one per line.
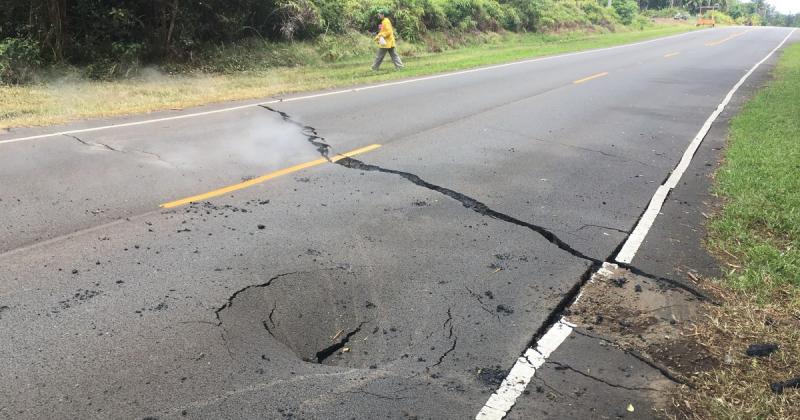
678, 42, 800, 419
0, 24, 694, 129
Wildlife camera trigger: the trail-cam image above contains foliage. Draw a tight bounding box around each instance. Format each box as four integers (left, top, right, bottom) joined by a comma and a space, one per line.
612, 0, 639, 25
0, 37, 42, 84
15, 0, 775, 83
640, 7, 685, 18
708, 10, 735, 25
0, 25, 695, 129
581, 2, 620, 28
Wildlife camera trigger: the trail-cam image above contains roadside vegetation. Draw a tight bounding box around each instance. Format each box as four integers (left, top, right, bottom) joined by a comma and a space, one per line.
674, 43, 800, 419
1, 1, 797, 129
0, 25, 693, 129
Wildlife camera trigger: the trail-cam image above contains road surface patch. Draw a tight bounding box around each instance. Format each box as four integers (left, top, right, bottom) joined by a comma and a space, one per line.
664, 52, 680, 58
476, 264, 617, 420
705, 29, 751, 47
477, 27, 797, 419
617, 28, 796, 264
159, 144, 380, 208
572, 72, 609, 84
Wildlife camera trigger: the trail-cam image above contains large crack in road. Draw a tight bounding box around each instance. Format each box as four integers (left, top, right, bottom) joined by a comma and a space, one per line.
64, 133, 176, 167
212, 107, 710, 387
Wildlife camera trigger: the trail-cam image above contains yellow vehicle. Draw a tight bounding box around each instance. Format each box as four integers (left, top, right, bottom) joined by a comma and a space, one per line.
696, 6, 717, 27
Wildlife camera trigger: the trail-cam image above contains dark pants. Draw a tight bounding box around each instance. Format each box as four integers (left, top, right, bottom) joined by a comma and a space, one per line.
372, 47, 404, 70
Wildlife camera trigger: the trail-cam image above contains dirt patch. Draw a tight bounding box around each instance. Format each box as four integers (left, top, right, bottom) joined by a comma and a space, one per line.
477, 367, 509, 387
566, 264, 717, 384
670, 285, 800, 419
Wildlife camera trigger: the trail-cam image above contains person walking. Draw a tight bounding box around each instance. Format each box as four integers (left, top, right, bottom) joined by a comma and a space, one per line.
372, 10, 404, 71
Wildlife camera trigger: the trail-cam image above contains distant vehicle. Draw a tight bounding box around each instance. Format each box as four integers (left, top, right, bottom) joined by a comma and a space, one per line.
673, 13, 689, 20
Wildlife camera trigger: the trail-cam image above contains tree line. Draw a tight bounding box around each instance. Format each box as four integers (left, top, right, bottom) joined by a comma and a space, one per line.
1, 0, 797, 83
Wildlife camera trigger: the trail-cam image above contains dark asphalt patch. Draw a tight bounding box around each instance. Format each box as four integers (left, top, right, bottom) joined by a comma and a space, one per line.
771, 377, 800, 394
746, 343, 779, 357
477, 367, 509, 387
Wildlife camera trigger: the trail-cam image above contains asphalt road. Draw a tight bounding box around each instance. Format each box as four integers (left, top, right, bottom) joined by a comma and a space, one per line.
1, 27, 796, 419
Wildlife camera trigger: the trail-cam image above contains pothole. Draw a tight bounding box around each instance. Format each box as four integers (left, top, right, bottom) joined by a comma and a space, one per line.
217, 267, 386, 367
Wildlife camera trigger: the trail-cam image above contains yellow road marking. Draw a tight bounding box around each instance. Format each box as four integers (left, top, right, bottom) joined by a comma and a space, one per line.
664, 52, 680, 58
706, 30, 751, 47
160, 144, 382, 209
573, 72, 609, 84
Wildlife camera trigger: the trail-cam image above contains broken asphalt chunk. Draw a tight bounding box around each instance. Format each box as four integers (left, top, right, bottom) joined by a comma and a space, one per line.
746, 343, 779, 357
771, 377, 800, 394
496, 304, 514, 315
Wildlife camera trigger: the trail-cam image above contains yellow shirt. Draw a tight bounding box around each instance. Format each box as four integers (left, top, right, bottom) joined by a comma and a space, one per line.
375, 17, 396, 49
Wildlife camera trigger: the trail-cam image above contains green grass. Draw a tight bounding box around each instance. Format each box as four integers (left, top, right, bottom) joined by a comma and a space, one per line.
674, 43, 800, 420
0, 24, 695, 129
709, 43, 800, 298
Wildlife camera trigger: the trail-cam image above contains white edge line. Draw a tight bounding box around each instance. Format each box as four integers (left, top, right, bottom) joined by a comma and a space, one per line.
0, 28, 714, 146
476, 27, 796, 419
475, 264, 617, 420
615, 27, 796, 264
476, 319, 574, 419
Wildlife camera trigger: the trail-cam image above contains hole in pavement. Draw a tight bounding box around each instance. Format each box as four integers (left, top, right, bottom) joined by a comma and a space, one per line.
217, 268, 386, 367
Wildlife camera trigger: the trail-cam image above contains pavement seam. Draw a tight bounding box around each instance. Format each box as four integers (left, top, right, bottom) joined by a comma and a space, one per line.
546, 360, 660, 392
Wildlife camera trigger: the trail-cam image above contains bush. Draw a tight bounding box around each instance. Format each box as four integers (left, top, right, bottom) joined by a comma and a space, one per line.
631, 14, 652, 30
739, 13, 763, 26
440, 0, 498, 32
394, 6, 426, 42
420, 0, 450, 31
537, 0, 590, 31
0, 38, 42, 84
274, 0, 324, 40
581, 2, 620, 28
641, 7, 685, 19
316, 30, 375, 61
612, 0, 639, 25
709, 11, 735, 25
500, 5, 523, 32
317, 0, 360, 33
0, 0, 672, 84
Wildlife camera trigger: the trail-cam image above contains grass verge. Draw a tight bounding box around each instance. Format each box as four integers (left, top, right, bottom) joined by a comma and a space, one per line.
674, 43, 800, 419
0, 24, 695, 130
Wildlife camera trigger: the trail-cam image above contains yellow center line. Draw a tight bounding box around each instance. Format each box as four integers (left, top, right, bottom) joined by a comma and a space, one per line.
160, 143, 382, 209
573, 72, 609, 84
706, 29, 751, 47
664, 52, 680, 58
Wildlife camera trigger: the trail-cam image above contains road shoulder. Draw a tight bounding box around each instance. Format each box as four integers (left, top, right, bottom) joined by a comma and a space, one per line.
506, 34, 792, 420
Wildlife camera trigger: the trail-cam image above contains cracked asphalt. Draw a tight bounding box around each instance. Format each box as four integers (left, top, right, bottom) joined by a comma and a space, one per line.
1, 27, 796, 419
